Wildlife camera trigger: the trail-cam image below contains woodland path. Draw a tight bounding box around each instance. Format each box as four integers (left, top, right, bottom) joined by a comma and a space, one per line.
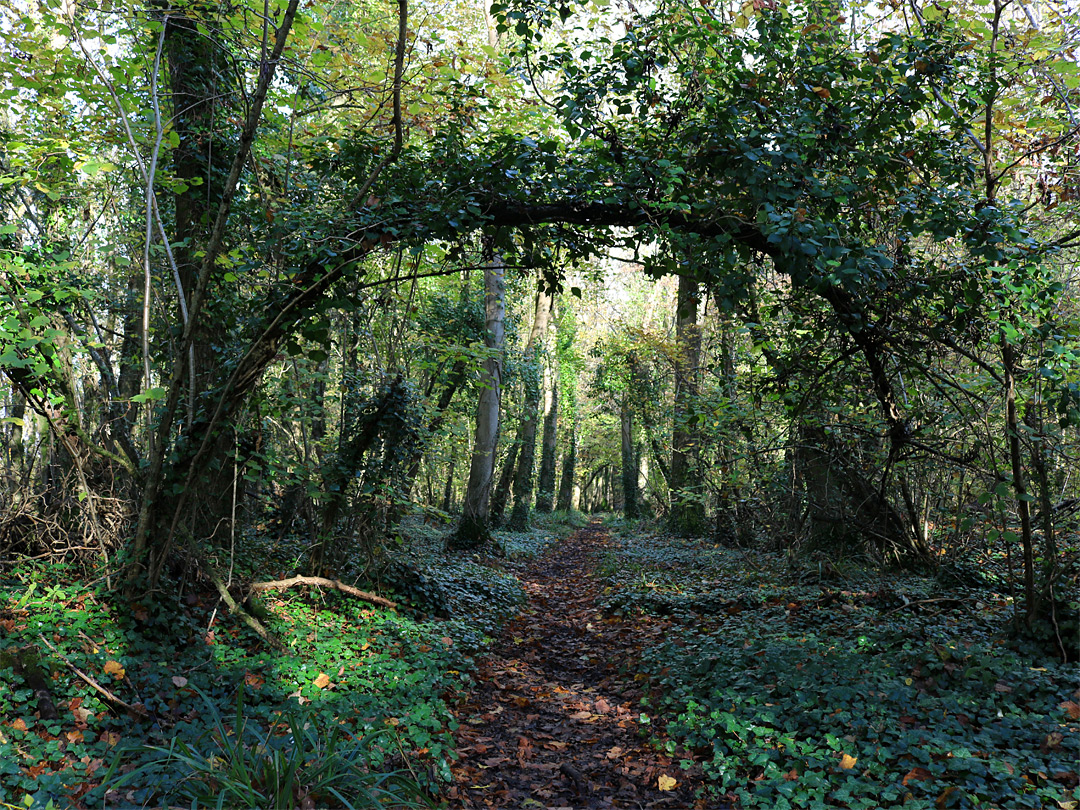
447, 521, 716, 810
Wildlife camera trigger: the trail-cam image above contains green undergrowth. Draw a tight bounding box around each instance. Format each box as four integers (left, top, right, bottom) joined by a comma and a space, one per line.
0, 514, 574, 808
599, 530, 1080, 810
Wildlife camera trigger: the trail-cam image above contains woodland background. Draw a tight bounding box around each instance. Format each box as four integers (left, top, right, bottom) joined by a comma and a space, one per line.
0, 0, 1078, 805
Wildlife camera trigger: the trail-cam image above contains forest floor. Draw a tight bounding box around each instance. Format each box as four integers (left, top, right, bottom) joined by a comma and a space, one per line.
0, 511, 1076, 809
447, 520, 713, 809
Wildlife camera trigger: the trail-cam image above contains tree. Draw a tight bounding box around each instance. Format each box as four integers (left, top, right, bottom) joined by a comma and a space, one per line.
534, 310, 559, 512
450, 252, 506, 549
669, 276, 706, 535
506, 280, 554, 530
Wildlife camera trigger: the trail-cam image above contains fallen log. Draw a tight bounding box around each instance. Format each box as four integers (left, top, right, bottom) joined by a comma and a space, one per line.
249, 575, 397, 610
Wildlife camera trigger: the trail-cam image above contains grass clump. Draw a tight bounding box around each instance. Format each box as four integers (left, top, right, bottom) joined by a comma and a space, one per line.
101, 687, 430, 809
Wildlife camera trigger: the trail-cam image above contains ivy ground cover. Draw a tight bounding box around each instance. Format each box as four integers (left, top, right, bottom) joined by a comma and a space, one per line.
600, 527, 1080, 810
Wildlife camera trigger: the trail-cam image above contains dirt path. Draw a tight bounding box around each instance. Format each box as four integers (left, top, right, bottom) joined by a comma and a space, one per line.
447, 521, 713, 809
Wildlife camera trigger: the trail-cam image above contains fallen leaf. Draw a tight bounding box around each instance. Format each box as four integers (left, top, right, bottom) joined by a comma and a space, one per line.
12, 718, 27, 731
313, 672, 331, 689
903, 766, 933, 785
103, 660, 125, 679
172, 675, 188, 688
840, 753, 858, 770
1042, 731, 1064, 752
658, 774, 677, 791
1060, 700, 1080, 720
936, 786, 959, 808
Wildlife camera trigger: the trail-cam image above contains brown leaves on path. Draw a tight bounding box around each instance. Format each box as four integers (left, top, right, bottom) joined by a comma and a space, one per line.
448, 522, 718, 809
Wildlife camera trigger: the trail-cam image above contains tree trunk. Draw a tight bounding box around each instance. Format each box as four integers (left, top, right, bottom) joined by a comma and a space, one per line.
556, 413, 577, 512
6, 386, 25, 477
450, 255, 506, 549
488, 426, 518, 524
506, 282, 553, 531
669, 275, 706, 535
620, 399, 638, 519
441, 440, 457, 513
1003, 342, 1037, 625
535, 357, 558, 513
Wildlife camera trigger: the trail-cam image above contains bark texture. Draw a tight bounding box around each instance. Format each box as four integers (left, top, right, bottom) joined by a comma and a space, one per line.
451, 257, 506, 549
669, 276, 706, 535
506, 284, 553, 531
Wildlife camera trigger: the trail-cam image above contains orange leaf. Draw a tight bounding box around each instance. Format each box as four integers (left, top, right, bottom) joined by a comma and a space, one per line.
1060, 700, 1080, 720
903, 767, 933, 785
103, 660, 125, 679
840, 753, 858, 770
935, 786, 959, 808
12, 718, 27, 732
313, 672, 331, 689
812, 86, 831, 99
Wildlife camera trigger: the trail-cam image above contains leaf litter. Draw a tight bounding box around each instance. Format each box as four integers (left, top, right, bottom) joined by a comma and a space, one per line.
448, 520, 717, 809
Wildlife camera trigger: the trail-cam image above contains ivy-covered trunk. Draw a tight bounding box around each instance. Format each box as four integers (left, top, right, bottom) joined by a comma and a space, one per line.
506, 283, 553, 531
669, 276, 706, 535
556, 413, 577, 512
535, 357, 558, 513
620, 399, 637, 519
132, 0, 302, 585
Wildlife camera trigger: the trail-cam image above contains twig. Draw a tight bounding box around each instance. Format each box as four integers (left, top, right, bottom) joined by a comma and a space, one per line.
880, 596, 966, 616
37, 634, 152, 721
249, 575, 398, 610
211, 575, 284, 651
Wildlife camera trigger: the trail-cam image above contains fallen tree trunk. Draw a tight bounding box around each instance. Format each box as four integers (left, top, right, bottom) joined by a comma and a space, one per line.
249, 575, 398, 610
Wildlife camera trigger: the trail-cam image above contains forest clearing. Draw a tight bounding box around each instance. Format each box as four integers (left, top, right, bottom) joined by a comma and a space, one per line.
0, 0, 1078, 806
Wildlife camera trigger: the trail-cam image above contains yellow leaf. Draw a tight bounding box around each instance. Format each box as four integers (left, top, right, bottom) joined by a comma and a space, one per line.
104, 660, 125, 679
313, 672, 331, 689
658, 774, 677, 791
840, 753, 858, 770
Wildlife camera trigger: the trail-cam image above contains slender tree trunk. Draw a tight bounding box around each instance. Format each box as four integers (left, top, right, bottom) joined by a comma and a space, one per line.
556, 412, 577, 512
535, 357, 558, 512
1003, 342, 1037, 625
669, 275, 706, 535
441, 441, 457, 513
620, 399, 637, 518
489, 432, 518, 525
451, 255, 506, 548
7, 387, 25, 478
507, 282, 553, 530
402, 358, 467, 502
